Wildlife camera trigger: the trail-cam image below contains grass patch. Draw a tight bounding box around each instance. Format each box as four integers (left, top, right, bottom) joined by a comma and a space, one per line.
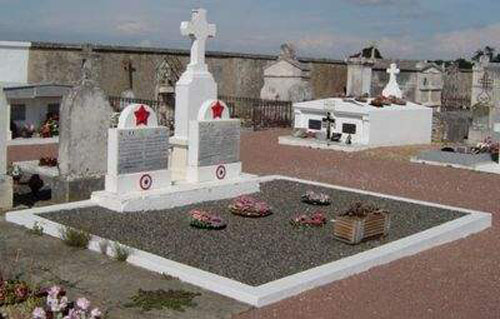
27, 222, 44, 236
60, 226, 91, 249
112, 243, 131, 262
124, 289, 201, 312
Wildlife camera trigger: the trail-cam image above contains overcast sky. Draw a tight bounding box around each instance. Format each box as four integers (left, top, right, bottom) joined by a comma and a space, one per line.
0, 0, 498, 60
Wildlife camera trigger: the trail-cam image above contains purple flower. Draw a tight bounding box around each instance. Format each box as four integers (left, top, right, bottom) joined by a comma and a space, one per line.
32, 307, 47, 319
76, 297, 91, 310
91, 308, 102, 318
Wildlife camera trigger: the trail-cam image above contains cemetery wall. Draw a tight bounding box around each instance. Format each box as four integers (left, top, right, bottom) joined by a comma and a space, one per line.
27, 42, 347, 100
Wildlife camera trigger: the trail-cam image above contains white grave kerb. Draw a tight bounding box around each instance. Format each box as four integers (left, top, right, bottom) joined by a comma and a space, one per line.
105, 103, 171, 195
382, 63, 403, 98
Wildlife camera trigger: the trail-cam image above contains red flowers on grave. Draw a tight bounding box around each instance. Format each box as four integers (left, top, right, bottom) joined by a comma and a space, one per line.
229, 195, 272, 217
189, 209, 227, 230
290, 211, 327, 227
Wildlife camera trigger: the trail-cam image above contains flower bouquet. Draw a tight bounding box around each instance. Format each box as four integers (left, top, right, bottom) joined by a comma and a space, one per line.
39, 157, 58, 167
0, 277, 32, 307
228, 196, 272, 217
301, 190, 331, 206
189, 210, 226, 230
290, 211, 327, 227
32, 286, 102, 319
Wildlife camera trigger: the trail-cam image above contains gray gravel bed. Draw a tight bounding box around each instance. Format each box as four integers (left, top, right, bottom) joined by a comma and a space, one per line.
41, 180, 465, 286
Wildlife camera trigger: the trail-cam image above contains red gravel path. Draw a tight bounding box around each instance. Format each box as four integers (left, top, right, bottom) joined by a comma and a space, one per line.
236, 129, 500, 319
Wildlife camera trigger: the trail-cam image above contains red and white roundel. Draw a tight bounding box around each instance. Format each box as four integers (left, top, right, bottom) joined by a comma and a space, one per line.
139, 174, 153, 190
216, 165, 226, 180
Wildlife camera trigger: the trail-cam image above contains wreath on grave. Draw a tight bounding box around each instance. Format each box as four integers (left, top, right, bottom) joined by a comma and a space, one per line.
228, 196, 272, 218
301, 190, 332, 206
290, 211, 327, 227
188, 210, 226, 230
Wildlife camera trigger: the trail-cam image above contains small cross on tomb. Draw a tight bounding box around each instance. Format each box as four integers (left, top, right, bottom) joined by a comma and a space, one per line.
322, 112, 336, 140
180, 8, 216, 71
387, 63, 400, 82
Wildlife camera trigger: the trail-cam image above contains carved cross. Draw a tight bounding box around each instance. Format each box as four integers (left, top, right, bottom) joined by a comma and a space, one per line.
387, 63, 400, 82
180, 8, 216, 70
123, 59, 136, 90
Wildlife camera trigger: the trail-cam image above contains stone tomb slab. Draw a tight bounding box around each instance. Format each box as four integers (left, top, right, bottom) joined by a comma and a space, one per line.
187, 119, 242, 183
6, 176, 491, 307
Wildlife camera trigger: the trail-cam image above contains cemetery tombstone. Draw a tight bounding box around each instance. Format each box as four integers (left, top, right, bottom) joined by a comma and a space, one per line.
187, 100, 241, 183
105, 104, 170, 194
382, 63, 403, 98
53, 59, 113, 202
0, 84, 13, 209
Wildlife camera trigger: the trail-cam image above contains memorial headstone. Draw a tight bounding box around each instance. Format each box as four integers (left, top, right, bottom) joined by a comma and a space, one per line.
105, 104, 170, 194
0, 84, 13, 209
171, 8, 218, 181
382, 63, 403, 98
187, 100, 241, 183
53, 59, 114, 202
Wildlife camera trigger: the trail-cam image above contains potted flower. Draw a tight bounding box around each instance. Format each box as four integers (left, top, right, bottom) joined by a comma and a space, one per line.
290, 211, 327, 227
333, 202, 390, 244
188, 210, 226, 230
301, 191, 331, 206
228, 196, 272, 217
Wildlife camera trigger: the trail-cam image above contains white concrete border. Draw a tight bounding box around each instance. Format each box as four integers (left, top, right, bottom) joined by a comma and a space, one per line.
279, 135, 372, 152
411, 157, 500, 175
5, 175, 492, 307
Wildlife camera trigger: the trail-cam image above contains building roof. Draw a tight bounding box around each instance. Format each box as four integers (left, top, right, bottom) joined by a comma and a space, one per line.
4, 83, 72, 99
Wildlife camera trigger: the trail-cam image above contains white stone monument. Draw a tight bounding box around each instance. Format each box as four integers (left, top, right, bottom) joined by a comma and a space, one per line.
0, 84, 13, 209
105, 103, 171, 195
171, 8, 217, 181
382, 63, 403, 98
187, 100, 242, 183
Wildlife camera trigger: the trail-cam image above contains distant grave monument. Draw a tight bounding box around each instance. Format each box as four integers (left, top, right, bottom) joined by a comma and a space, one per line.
53, 58, 113, 202
0, 84, 13, 209
260, 43, 312, 102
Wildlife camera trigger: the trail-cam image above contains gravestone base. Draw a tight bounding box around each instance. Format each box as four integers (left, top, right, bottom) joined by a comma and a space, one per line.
170, 137, 189, 182
105, 170, 171, 194
52, 176, 105, 203
92, 174, 259, 213
186, 162, 242, 183
0, 175, 13, 210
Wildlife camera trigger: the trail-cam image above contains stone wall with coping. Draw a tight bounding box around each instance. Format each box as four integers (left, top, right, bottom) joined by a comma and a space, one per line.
27, 42, 347, 100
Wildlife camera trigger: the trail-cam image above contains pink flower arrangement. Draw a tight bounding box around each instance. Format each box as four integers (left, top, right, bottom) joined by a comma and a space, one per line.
228, 196, 272, 217
32, 286, 102, 319
290, 211, 327, 227
189, 210, 226, 230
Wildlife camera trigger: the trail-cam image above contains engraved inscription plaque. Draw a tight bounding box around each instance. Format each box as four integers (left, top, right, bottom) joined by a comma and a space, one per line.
117, 128, 169, 174
198, 121, 240, 167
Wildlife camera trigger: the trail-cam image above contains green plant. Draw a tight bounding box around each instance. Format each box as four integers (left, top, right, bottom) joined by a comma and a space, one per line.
112, 243, 131, 262
27, 223, 44, 236
124, 289, 201, 312
60, 227, 91, 249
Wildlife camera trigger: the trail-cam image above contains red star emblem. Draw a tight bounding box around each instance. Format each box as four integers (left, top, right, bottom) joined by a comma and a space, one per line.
134, 105, 150, 126
211, 101, 225, 119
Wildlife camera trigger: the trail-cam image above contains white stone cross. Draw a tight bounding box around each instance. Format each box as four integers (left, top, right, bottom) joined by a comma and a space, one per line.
382, 63, 403, 98
180, 8, 216, 71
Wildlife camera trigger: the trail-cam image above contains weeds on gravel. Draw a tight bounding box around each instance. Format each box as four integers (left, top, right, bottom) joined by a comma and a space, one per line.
27, 222, 44, 236
60, 227, 91, 249
124, 289, 201, 312
112, 243, 131, 262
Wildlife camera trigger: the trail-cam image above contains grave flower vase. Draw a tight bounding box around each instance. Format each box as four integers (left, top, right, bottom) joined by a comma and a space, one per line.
333, 211, 390, 245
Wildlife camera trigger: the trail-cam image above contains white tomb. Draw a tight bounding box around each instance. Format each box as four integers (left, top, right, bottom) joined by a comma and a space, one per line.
187, 99, 242, 183
105, 103, 171, 195
285, 63, 432, 148
291, 98, 432, 147
0, 84, 13, 209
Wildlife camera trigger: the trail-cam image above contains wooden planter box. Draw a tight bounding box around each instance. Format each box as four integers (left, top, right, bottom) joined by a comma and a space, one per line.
333, 211, 390, 245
